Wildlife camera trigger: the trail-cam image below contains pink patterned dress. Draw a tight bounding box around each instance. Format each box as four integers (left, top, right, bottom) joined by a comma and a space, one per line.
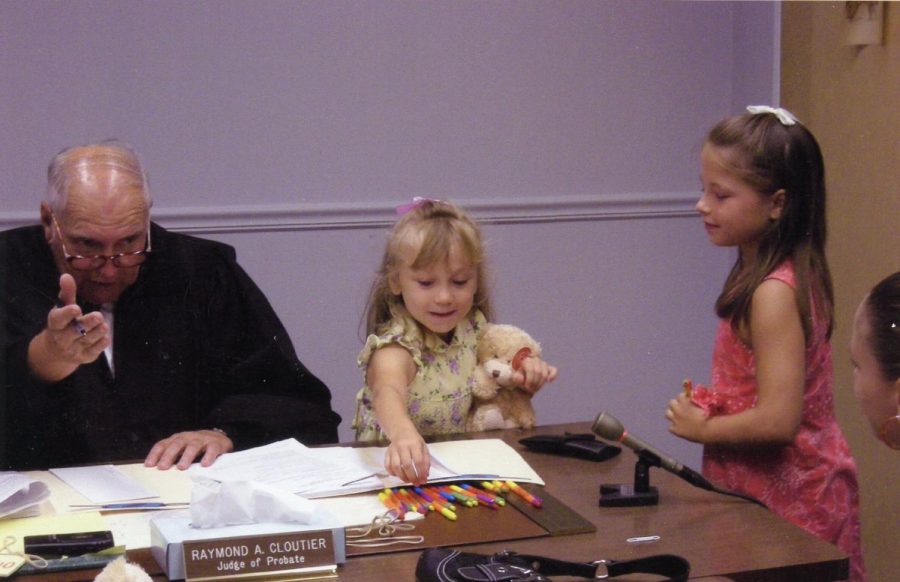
691, 263, 865, 581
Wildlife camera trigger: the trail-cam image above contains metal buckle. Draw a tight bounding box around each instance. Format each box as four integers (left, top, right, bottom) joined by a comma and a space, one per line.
459, 562, 541, 581
491, 551, 542, 581
591, 560, 610, 579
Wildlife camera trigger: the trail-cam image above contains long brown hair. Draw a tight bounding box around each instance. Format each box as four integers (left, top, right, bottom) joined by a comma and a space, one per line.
364, 200, 492, 337
708, 111, 834, 340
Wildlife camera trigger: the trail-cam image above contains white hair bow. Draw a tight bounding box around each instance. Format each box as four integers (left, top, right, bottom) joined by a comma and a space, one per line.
746, 105, 799, 126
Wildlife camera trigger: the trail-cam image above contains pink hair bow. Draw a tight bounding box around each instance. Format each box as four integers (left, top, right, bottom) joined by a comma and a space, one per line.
395, 197, 442, 216
746, 105, 799, 126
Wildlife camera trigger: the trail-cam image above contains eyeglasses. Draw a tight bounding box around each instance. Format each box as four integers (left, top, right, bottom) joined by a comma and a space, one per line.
51, 212, 152, 271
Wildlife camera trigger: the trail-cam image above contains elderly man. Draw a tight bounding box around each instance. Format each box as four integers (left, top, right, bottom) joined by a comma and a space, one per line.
1, 141, 340, 470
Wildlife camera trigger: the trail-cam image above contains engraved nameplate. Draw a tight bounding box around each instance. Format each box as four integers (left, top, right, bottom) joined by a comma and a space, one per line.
183, 528, 339, 581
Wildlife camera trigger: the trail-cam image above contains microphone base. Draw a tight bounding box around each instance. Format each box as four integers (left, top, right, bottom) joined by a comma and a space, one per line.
598, 483, 659, 507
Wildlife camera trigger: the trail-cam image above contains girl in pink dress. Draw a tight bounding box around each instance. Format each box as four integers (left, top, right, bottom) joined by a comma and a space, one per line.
666, 106, 865, 581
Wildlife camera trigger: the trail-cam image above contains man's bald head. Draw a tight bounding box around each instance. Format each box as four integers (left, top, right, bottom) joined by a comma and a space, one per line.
46, 141, 151, 218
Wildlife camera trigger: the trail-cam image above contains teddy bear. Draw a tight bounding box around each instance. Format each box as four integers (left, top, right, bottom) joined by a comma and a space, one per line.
94, 557, 154, 582
466, 323, 541, 431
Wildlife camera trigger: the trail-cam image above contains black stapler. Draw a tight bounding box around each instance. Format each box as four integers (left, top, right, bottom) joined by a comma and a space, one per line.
519, 433, 621, 462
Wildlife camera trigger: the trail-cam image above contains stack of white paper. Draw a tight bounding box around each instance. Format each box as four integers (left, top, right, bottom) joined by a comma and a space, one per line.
0, 472, 50, 519
49, 465, 157, 504
190, 438, 544, 498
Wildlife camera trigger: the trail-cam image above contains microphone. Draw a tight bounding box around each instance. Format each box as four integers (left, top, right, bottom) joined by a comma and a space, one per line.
592, 411, 714, 492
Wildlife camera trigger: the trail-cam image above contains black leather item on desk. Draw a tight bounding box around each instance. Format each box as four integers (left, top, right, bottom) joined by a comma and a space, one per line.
24, 531, 114, 558
518, 433, 621, 462
415, 548, 690, 581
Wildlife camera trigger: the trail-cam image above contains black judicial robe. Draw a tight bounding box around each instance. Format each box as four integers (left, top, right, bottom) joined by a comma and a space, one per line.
0, 223, 341, 470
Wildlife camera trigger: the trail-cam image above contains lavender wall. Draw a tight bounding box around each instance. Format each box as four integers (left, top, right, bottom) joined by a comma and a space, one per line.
1, 1, 778, 469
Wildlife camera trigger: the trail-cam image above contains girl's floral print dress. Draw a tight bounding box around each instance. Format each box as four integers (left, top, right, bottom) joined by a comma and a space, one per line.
353, 310, 485, 440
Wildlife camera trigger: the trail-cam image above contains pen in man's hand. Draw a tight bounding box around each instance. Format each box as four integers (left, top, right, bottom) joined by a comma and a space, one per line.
55, 299, 87, 336
37, 287, 88, 337
54, 300, 87, 337
72, 318, 88, 336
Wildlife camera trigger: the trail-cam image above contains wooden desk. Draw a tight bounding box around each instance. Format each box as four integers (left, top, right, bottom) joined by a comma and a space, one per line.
21, 422, 849, 581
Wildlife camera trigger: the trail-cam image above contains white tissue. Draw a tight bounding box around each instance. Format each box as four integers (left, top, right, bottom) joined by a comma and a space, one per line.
190, 478, 316, 529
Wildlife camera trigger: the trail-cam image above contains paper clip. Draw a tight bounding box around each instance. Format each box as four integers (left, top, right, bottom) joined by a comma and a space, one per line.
627, 535, 661, 544
345, 511, 424, 548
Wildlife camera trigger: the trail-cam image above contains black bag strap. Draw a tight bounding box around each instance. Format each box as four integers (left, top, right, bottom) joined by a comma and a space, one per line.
497, 551, 690, 581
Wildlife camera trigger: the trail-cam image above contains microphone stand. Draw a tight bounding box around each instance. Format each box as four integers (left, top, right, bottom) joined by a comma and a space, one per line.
599, 450, 660, 507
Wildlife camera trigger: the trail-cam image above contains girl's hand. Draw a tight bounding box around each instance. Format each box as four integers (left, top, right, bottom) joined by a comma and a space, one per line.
367, 345, 429, 484
666, 393, 707, 443
512, 356, 559, 394
385, 427, 430, 486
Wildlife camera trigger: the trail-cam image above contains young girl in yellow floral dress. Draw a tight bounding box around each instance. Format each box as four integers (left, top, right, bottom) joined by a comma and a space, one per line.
354, 199, 557, 485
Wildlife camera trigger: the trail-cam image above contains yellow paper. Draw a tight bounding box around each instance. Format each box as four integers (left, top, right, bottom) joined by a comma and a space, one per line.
0, 512, 106, 553
428, 439, 545, 485
20, 465, 191, 551
117, 463, 192, 504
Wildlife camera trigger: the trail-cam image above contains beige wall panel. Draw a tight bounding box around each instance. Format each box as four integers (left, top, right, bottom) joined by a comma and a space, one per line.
783, 3, 899, 581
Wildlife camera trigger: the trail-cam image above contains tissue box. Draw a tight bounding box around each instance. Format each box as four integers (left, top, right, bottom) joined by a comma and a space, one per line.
150, 510, 345, 581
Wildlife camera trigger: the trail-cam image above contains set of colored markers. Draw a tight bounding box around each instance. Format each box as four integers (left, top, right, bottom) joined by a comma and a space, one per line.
378, 480, 542, 522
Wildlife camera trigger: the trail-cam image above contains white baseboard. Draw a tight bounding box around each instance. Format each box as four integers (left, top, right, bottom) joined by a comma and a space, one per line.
0, 192, 697, 234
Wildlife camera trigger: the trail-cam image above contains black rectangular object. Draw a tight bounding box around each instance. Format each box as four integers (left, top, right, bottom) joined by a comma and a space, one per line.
23, 530, 114, 558
519, 433, 621, 462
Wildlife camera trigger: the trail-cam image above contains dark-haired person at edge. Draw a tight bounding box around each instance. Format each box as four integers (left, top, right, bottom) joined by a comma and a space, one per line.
850, 271, 900, 450
0, 141, 340, 471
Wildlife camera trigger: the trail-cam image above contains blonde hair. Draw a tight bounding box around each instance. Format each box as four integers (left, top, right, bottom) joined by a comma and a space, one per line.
364, 200, 492, 336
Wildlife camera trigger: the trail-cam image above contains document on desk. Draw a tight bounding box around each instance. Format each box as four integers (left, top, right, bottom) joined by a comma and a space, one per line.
190, 438, 543, 498
189, 439, 376, 498
50, 465, 157, 504
343, 439, 545, 493
0, 472, 50, 519
430, 439, 544, 484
